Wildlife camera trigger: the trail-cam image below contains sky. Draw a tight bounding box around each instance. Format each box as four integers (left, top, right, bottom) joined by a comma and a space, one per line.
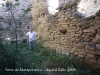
47, 0, 59, 14
48, 0, 59, 8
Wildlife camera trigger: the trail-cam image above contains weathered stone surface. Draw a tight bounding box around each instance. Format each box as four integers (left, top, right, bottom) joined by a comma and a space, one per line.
97, 61, 100, 66
78, 54, 84, 58
75, 43, 85, 48
96, 44, 100, 50
70, 50, 75, 54
90, 51, 100, 55
1, 0, 31, 42
96, 10, 100, 16
31, 0, 100, 70
74, 52, 78, 55
92, 34, 100, 44
84, 16, 95, 20
86, 54, 95, 59
78, 51, 86, 55
89, 59, 97, 64
83, 28, 96, 33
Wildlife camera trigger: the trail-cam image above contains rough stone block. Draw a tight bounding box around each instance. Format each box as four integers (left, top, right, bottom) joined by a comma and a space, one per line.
74, 52, 78, 55
96, 61, 100, 66
78, 51, 86, 55
78, 54, 84, 58
76, 43, 85, 48
70, 50, 75, 54
90, 51, 100, 55
86, 54, 95, 59
96, 10, 100, 16
83, 29, 96, 33
92, 34, 100, 44
89, 59, 97, 64
96, 44, 100, 50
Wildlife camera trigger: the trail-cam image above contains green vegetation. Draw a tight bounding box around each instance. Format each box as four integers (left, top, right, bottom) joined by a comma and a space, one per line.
0, 39, 99, 75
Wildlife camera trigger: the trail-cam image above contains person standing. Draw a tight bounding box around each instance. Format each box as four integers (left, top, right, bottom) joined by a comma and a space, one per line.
26, 28, 38, 50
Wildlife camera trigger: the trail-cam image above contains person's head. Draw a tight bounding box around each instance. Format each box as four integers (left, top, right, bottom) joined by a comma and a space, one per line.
30, 28, 33, 32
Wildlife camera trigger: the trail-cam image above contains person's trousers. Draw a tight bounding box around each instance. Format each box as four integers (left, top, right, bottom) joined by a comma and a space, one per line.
29, 40, 36, 50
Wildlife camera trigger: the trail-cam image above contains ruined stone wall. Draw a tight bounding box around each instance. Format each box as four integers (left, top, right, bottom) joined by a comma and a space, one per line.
0, 0, 31, 42
31, 0, 48, 40
59, 0, 75, 6
32, 0, 100, 71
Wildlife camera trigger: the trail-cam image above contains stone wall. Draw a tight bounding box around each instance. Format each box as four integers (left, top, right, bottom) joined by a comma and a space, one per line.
0, 0, 31, 42
59, 0, 75, 6
31, 0, 100, 71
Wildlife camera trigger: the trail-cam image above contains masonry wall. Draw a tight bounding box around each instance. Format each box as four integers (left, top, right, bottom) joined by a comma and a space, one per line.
0, 0, 31, 42
31, 0, 100, 71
